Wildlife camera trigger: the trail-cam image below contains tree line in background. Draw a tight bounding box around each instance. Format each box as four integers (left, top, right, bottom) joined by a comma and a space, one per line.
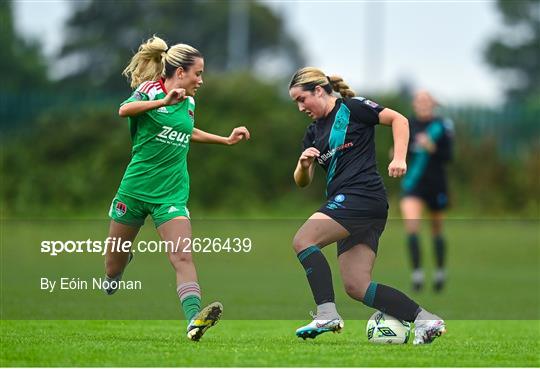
1, 0, 538, 217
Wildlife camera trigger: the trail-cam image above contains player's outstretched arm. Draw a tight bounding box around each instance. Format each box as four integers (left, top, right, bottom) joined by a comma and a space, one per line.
379, 108, 409, 178
119, 88, 187, 117
294, 147, 319, 187
191, 126, 250, 145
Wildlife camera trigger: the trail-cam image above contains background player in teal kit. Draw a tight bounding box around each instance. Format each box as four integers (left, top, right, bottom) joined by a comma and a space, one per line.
104, 36, 250, 341
288, 67, 446, 344
401, 90, 453, 292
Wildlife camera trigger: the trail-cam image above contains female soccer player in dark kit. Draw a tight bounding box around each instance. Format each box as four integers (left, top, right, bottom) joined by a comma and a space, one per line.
401, 90, 453, 292
289, 67, 445, 344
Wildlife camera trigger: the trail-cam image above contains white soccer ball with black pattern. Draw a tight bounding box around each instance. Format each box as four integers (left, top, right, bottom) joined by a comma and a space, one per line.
366, 311, 411, 344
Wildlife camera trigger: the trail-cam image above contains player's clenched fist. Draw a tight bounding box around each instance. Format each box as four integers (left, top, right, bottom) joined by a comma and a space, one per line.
162, 88, 187, 106
299, 147, 320, 169
388, 158, 407, 178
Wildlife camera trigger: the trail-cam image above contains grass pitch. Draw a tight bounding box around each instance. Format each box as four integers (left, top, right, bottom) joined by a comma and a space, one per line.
1, 218, 539, 366
1, 320, 539, 367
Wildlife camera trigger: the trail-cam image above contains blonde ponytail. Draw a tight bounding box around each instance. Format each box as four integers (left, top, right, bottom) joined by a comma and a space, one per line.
122, 36, 168, 88
328, 75, 355, 98
122, 36, 203, 89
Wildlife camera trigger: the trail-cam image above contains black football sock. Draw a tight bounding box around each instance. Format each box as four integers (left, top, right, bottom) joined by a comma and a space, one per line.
434, 235, 446, 269
407, 233, 421, 270
363, 281, 421, 322
297, 245, 335, 305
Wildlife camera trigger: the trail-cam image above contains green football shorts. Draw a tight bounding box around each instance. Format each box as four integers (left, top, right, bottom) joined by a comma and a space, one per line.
109, 193, 190, 228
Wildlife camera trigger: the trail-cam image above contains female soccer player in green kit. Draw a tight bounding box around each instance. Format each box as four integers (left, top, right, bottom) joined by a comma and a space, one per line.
104, 36, 250, 341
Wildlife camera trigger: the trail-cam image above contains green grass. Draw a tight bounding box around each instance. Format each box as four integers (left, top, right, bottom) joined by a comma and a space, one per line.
1, 320, 539, 367
1, 219, 539, 366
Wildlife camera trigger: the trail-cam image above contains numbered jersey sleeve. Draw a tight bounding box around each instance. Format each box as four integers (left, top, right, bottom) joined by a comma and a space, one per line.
346, 97, 385, 126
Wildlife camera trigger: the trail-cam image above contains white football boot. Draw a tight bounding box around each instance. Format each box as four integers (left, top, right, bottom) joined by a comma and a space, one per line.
413, 310, 446, 344
295, 311, 344, 340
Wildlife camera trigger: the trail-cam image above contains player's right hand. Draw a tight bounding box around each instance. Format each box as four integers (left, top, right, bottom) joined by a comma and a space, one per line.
162, 88, 187, 106
299, 147, 320, 169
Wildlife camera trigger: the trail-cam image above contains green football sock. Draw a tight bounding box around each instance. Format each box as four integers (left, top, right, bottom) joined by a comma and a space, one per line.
177, 282, 201, 321
181, 295, 201, 322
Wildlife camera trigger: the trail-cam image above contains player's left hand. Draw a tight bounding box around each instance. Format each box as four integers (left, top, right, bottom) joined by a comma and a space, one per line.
227, 126, 251, 145
388, 159, 407, 178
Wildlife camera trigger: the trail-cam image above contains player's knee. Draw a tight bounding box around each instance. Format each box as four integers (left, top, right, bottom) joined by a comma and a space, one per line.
431, 224, 443, 236
344, 283, 365, 300
344, 279, 371, 301
405, 220, 420, 233
169, 250, 193, 265
292, 234, 314, 253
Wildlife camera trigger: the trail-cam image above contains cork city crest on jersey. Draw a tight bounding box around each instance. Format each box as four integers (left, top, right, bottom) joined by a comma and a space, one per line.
115, 201, 127, 217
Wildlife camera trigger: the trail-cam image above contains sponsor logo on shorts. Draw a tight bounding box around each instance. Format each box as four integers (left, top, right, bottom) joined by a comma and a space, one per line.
115, 201, 127, 217
437, 193, 448, 206
326, 194, 346, 210
326, 202, 346, 210
168, 206, 179, 213
334, 194, 345, 203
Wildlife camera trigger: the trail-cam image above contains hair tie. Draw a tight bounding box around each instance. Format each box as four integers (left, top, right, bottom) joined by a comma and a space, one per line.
326, 76, 332, 84
165, 46, 170, 53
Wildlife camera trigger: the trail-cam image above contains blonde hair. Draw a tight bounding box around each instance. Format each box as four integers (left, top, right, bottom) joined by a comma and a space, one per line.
289, 67, 355, 98
122, 36, 202, 88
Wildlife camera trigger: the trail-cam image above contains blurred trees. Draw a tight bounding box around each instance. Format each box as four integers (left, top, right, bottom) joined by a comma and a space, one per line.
0, 1, 49, 91
484, 0, 540, 101
1, 74, 317, 216
57, 0, 303, 94
1, 0, 538, 217
0, 1, 50, 131
2, 80, 538, 217
482, 0, 539, 215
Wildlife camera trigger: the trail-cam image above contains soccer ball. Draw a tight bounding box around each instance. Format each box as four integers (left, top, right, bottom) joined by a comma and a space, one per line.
366, 311, 411, 344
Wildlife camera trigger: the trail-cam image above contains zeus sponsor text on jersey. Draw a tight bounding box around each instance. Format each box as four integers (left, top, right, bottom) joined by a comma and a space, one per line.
156, 125, 191, 145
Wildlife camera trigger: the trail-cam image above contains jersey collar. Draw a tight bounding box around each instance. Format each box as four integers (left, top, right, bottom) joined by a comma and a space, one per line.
159, 78, 168, 94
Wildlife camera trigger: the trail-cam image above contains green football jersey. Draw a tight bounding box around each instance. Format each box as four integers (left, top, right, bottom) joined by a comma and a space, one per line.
117, 80, 195, 204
